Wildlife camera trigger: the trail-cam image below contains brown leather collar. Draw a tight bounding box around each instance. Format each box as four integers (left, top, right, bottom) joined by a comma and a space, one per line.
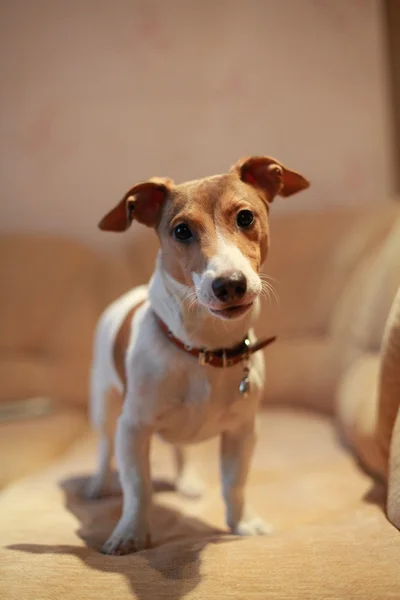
155, 314, 276, 368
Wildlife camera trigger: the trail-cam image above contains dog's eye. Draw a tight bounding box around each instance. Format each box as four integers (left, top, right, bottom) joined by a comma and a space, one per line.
173, 223, 193, 242
237, 210, 254, 229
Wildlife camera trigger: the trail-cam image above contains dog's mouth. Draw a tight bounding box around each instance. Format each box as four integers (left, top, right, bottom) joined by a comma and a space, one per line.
209, 302, 254, 320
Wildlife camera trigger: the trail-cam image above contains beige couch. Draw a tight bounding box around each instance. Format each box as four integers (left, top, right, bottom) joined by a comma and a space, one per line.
0, 203, 399, 599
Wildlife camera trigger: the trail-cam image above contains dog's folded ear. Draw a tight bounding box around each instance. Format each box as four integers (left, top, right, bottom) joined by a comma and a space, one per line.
232, 156, 309, 202
98, 177, 174, 231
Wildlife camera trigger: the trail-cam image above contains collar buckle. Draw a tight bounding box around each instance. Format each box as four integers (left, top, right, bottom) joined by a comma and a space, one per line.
199, 349, 211, 367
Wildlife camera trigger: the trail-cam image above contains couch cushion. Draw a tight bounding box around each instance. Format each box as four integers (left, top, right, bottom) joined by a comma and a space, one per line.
330, 209, 400, 364
379, 287, 400, 529
264, 337, 340, 412
1, 409, 398, 599
0, 400, 87, 488
262, 206, 396, 337
0, 235, 98, 353
0, 235, 103, 405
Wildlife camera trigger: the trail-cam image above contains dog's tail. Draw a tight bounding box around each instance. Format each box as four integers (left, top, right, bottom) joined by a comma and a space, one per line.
88, 314, 121, 432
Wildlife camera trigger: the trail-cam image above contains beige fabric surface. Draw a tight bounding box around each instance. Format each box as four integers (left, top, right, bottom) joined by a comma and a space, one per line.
389, 408, 400, 529
0, 235, 105, 406
378, 287, 400, 467
1, 410, 399, 600
0, 402, 87, 488
336, 353, 384, 475
333, 210, 400, 532
380, 288, 400, 528
335, 213, 400, 482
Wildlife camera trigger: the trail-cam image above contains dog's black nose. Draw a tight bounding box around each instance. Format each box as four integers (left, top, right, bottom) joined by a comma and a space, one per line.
212, 271, 247, 303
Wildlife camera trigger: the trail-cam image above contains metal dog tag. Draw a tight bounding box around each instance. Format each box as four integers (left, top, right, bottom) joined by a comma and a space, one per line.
239, 365, 250, 397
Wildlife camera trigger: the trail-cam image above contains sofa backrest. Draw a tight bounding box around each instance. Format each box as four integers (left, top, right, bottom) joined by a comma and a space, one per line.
0, 203, 398, 413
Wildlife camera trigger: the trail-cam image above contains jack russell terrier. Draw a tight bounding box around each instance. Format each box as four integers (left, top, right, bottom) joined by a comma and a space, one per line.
87, 155, 309, 555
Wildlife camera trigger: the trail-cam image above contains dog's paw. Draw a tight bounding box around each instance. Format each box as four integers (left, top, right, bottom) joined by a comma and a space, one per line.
101, 521, 151, 556
176, 469, 205, 499
232, 516, 272, 536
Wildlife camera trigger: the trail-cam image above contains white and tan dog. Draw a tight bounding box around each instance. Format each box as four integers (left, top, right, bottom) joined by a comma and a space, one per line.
87, 156, 309, 555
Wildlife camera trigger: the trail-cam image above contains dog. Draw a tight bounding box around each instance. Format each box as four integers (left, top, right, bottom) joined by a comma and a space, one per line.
87, 155, 309, 555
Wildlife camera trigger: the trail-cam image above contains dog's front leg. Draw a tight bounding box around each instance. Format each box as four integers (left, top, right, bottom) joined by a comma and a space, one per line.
220, 420, 271, 536
101, 418, 152, 555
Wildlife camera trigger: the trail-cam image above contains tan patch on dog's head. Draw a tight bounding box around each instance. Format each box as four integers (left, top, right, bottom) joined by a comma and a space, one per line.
98, 155, 309, 289
157, 174, 270, 286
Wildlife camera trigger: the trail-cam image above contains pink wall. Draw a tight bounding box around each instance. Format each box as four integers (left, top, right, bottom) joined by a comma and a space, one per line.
0, 0, 393, 243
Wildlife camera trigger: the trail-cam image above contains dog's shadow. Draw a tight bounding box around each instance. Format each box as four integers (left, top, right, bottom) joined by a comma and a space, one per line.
10, 474, 233, 600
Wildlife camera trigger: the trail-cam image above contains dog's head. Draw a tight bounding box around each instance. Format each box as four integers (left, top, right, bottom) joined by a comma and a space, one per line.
99, 156, 309, 320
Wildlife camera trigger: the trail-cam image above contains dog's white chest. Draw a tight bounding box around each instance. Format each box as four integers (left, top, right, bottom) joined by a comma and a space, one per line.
155, 351, 265, 444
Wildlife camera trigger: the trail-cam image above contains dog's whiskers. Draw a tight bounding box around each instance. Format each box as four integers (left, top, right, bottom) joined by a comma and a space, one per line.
260, 273, 279, 284
185, 289, 199, 316
260, 280, 280, 307
188, 297, 198, 315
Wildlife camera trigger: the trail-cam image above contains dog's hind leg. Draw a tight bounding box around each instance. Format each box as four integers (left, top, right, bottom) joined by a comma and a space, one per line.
85, 384, 120, 499
173, 445, 205, 499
